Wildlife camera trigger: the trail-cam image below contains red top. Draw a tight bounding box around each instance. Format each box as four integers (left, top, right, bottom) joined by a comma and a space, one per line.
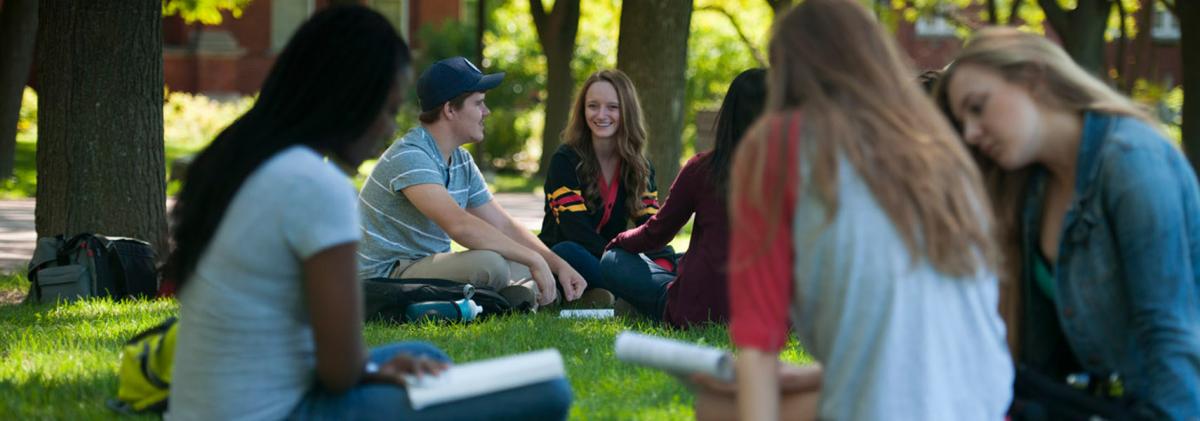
728, 112, 802, 352
596, 161, 621, 232
610, 152, 730, 327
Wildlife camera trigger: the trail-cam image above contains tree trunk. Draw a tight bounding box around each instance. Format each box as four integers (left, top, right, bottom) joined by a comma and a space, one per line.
617, 0, 693, 195
476, 0, 486, 68
529, 0, 580, 176
0, 0, 38, 178
1180, 0, 1200, 170
766, 0, 795, 17
1037, 0, 1113, 77
36, 0, 168, 254
541, 48, 574, 175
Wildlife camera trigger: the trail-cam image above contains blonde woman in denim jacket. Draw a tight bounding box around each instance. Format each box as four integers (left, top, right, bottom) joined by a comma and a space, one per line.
940, 28, 1200, 420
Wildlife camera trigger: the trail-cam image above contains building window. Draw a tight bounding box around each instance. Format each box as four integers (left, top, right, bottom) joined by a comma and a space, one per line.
271, 0, 316, 53
368, 0, 410, 42
1152, 5, 1180, 41
915, 15, 955, 38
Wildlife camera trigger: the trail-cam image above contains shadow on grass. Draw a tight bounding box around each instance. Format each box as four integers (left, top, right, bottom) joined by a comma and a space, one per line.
0, 375, 155, 420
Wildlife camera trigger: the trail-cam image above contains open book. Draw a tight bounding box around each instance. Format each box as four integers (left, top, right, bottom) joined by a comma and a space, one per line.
614, 331, 734, 382
405, 348, 565, 410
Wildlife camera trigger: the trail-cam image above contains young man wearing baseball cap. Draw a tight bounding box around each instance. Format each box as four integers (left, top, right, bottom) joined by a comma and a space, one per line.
357, 57, 586, 309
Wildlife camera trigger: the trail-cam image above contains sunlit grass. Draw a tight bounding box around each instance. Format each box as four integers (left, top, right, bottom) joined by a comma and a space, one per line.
0, 273, 808, 419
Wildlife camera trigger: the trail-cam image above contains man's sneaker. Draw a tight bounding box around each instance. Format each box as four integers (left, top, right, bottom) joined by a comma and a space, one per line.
568, 288, 615, 309
499, 285, 537, 311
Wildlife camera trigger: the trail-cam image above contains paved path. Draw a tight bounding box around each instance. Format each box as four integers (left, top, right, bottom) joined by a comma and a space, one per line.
0, 193, 546, 272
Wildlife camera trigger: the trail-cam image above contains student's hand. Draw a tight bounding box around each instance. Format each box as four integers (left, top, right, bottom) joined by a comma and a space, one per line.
604, 238, 620, 252
552, 261, 586, 301
690, 373, 737, 396
365, 354, 449, 386
530, 261, 559, 306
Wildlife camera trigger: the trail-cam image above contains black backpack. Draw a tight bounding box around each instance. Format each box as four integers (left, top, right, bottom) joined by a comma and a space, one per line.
27, 234, 159, 304
363, 277, 517, 323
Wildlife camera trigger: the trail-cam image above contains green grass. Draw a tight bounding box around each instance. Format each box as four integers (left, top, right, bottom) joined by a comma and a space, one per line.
0, 134, 39, 199
489, 171, 544, 194
0, 273, 810, 420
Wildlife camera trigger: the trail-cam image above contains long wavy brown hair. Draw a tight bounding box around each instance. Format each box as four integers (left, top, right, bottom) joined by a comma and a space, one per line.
732, 0, 997, 277
562, 69, 651, 219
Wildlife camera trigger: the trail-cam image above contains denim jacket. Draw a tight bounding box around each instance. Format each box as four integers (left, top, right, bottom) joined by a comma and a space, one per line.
1019, 112, 1200, 419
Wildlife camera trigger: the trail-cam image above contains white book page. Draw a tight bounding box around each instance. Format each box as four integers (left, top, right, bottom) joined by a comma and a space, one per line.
405, 348, 565, 410
614, 331, 734, 382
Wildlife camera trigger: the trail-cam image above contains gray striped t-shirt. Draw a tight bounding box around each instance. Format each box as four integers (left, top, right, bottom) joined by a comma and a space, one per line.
357, 126, 492, 278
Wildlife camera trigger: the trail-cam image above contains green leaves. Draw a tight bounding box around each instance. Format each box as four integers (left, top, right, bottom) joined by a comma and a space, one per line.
162, 0, 253, 25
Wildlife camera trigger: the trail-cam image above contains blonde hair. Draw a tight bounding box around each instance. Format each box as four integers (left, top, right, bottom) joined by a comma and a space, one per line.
733, 0, 997, 277
562, 69, 651, 218
936, 27, 1159, 351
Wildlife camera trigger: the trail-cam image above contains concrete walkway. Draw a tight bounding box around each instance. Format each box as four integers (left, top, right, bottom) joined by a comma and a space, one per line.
0, 193, 546, 272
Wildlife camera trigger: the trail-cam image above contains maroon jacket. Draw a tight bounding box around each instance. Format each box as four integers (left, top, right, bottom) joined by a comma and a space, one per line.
610, 152, 731, 327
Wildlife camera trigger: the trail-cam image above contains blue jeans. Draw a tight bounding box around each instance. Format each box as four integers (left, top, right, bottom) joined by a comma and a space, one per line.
597, 248, 675, 320
551, 241, 602, 285
289, 342, 573, 420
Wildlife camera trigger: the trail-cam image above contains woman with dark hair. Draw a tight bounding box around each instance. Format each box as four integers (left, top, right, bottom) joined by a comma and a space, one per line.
165, 6, 571, 420
538, 69, 661, 303
596, 68, 766, 327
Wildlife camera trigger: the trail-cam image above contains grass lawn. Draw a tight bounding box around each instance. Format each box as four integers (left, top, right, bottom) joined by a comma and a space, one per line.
0, 273, 810, 420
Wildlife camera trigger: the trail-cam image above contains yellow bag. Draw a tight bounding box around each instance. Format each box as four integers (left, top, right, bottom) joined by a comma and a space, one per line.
109, 317, 177, 414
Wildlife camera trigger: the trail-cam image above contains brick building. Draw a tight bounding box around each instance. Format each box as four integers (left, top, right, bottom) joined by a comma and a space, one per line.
897, 5, 1183, 87
163, 0, 461, 96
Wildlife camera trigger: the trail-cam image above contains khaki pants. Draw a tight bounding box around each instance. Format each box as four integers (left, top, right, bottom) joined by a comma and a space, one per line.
389, 250, 541, 307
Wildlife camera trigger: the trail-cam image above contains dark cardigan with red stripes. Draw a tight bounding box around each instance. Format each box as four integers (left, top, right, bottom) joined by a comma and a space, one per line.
538, 144, 659, 258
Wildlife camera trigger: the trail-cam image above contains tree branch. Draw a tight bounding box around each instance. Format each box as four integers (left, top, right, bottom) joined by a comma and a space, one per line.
529, 0, 549, 38
553, 0, 581, 52
697, 5, 767, 67
1037, 0, 1071, 35
766, 0, 794, 17
1008, 0, 1024, 25
987, 0, 1000, 24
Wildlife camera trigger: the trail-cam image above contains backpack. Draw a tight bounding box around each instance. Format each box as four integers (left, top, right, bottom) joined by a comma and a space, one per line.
363, 277, 516, 323
108, 316, 178, 415
26, 234, 158, 304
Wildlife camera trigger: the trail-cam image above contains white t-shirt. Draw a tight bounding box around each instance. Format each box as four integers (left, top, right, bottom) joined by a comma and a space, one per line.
168, 146, 360, 421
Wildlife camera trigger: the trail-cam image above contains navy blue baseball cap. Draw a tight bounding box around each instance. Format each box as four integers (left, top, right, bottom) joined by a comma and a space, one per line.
416, 57, 505, 112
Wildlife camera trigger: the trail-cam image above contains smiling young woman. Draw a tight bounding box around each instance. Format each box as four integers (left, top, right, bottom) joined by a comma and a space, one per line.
538, 69, 664, 298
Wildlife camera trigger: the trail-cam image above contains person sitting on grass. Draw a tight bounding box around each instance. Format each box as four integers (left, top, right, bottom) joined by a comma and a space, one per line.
692, 1, 1014, 419
938, 27, 1200, 419
165, 7, 572, 420
597, 68, 766, 327
356, 56, 586, 310
538, 69, 663, 307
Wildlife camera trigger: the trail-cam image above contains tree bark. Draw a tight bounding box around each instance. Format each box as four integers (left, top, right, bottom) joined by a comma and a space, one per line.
36, 0, 168, 254
475, 0, 486, 67
1008, 0, 1024, 25
1036, 0, 1114, 76
0, 0, 38, 179
617, 0, 693, 195
530, 0, 580, 176
766, 0, 795, 17
1179, 0, 1200, 171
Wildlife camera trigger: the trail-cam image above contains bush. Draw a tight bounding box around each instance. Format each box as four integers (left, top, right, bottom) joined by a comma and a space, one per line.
162, 89, 253, 156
